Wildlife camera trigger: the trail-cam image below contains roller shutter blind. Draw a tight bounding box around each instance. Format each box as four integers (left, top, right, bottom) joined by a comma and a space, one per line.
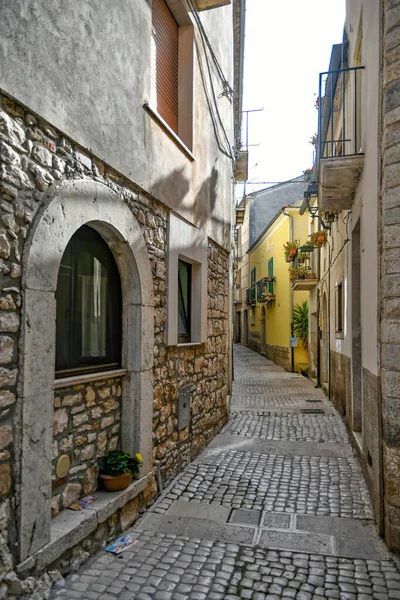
152, 0, 179, 133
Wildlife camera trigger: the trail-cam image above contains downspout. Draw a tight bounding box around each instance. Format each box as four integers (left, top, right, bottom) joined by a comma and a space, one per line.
282, 208, 294, 372
315, 219, 321, 388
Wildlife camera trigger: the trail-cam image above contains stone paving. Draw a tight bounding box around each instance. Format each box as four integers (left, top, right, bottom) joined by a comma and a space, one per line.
222, 412, 348, 443
52, 345, 400, 599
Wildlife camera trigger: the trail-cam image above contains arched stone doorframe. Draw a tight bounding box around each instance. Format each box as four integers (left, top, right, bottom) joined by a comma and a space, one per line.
18, 180, 154, 561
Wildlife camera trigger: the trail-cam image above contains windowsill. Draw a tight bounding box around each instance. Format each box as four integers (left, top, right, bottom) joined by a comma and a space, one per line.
17, 472, 153, 575
143, 103, 195, 162
54, 368, 128, 390
176, 341, 203, 347
335, 332, 344, 339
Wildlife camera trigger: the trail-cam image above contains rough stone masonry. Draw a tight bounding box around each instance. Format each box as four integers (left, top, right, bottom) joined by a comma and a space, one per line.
0, 91, 230, 596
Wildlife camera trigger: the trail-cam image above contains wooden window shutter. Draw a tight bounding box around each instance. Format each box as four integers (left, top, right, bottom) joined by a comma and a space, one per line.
152, 0, 179, 133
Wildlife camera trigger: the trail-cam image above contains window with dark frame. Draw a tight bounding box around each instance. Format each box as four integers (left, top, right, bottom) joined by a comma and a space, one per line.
335, 282, 343, 333
55, 225, 122, 378
151, 0, 179, 133
251, 267, 256, 287
268, 258, 274, 294
178, 259, 191, 343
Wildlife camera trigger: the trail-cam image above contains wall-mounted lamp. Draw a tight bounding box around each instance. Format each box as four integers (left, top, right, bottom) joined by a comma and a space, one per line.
303, 181, 331, 231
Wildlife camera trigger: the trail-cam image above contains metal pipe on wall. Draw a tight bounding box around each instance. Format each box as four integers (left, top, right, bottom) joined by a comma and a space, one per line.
282, 208, 294, 372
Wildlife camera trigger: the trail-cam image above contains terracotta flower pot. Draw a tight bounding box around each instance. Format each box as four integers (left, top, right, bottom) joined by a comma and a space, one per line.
316, 234, 325, 247
100, 472, 133, 492
307, 273, 317, 279
289, 247, 297, 257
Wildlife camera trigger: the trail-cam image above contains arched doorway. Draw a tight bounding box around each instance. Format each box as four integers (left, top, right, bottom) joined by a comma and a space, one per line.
19, 180, 154, 560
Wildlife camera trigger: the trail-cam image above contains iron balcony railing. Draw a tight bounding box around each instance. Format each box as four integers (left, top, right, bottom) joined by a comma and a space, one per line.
246, 286, 256, 305
318, 66, 364, 160
256, 277, 275, 301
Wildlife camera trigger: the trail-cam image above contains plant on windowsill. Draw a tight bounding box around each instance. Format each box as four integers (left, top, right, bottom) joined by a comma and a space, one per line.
283, 239, 300, 262
308, 230, 327, 248
99, 450, 143, 492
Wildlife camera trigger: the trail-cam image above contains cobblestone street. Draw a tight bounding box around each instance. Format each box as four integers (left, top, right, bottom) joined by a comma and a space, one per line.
52, 345, 400, 599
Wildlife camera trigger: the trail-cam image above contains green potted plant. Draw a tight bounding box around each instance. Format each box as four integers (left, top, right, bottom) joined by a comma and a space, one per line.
283, 239, 300, 261
308, 230, 326, 248
288, 266, 297, 282
297, 252, 309, 264
99, 450, 143, 492
293, 301, 309, 350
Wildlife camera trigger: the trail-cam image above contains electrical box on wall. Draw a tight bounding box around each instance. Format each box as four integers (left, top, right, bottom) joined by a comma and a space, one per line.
178, 386, 191, 430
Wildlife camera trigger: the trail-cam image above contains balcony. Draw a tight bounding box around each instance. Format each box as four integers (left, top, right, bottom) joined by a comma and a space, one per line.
246, 285, 256, 306
292, 276, 317, 291
317, 66, 364, 211
256, 277, 275, 303
195, 0, 231, 10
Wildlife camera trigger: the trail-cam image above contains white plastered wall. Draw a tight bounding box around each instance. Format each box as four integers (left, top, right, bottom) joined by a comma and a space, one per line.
167, 213, 208, 346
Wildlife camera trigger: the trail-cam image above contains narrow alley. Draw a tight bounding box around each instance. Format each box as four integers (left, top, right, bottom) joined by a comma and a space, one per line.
52, 346, 400, 600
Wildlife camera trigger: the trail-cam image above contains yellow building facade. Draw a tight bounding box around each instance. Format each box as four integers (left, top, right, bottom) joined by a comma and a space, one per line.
246, 204, 311, 372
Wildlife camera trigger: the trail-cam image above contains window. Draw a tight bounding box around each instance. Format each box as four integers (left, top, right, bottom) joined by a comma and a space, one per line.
150, 0, 194, 150
167, 214, 207, 346
268, 258, 274, 293
251, 267, 256, 287
55, 225, 122, 377
151, 0, 179, 133
178, 260, 192, 343
335, 282, 343, 334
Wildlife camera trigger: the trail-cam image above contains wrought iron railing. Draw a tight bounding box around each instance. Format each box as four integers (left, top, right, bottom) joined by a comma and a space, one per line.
318, 66, 364, 160
246, 286, 256, 305
256, 277, 275, 301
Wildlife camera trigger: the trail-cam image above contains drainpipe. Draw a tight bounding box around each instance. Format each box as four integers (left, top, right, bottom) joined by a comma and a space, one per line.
282, 208, 295, 372
315, 219, 322, 388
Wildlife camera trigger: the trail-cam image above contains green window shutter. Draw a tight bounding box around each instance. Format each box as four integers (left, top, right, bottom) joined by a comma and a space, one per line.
251, 267, 256, 286
268, 258, 274, 293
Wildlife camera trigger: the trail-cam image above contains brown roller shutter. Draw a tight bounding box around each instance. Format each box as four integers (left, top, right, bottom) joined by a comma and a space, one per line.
152, 0, 179, 133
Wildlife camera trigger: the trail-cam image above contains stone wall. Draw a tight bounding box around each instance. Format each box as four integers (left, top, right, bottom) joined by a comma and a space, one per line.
0, 90, 230, 582
329, 350, 351, 419
381, 0, 400, 551
52, 377, 122, 517
152, 240, 229, 483
265, 344, 291, 371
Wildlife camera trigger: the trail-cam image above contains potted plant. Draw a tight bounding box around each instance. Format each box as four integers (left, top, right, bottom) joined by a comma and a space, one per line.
99, 450, 143, 492
288, 266, 297, 282
297, 252, 309, 264
296, 265, 308, 279
308, 230, 326, 248
283, 239, 300, 261
293, 301, 309, 350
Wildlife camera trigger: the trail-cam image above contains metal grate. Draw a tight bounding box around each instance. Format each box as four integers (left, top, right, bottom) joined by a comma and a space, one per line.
301, 408, 325, 414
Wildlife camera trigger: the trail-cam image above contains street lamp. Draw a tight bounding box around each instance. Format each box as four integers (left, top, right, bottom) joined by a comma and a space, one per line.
303, 181, 331, 231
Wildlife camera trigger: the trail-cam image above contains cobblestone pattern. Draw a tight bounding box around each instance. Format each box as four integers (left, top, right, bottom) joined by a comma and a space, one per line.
222, 412, 348, 443
231, 397, 326, 410
52, 530, 400, 600
152, 451, 374, 519
52, 377, 122, 516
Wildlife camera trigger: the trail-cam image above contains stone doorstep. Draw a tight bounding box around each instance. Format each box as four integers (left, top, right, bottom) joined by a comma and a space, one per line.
16, 472, 154, 575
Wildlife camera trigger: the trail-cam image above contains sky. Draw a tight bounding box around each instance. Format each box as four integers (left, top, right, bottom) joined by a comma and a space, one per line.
238, 0, 346, 195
